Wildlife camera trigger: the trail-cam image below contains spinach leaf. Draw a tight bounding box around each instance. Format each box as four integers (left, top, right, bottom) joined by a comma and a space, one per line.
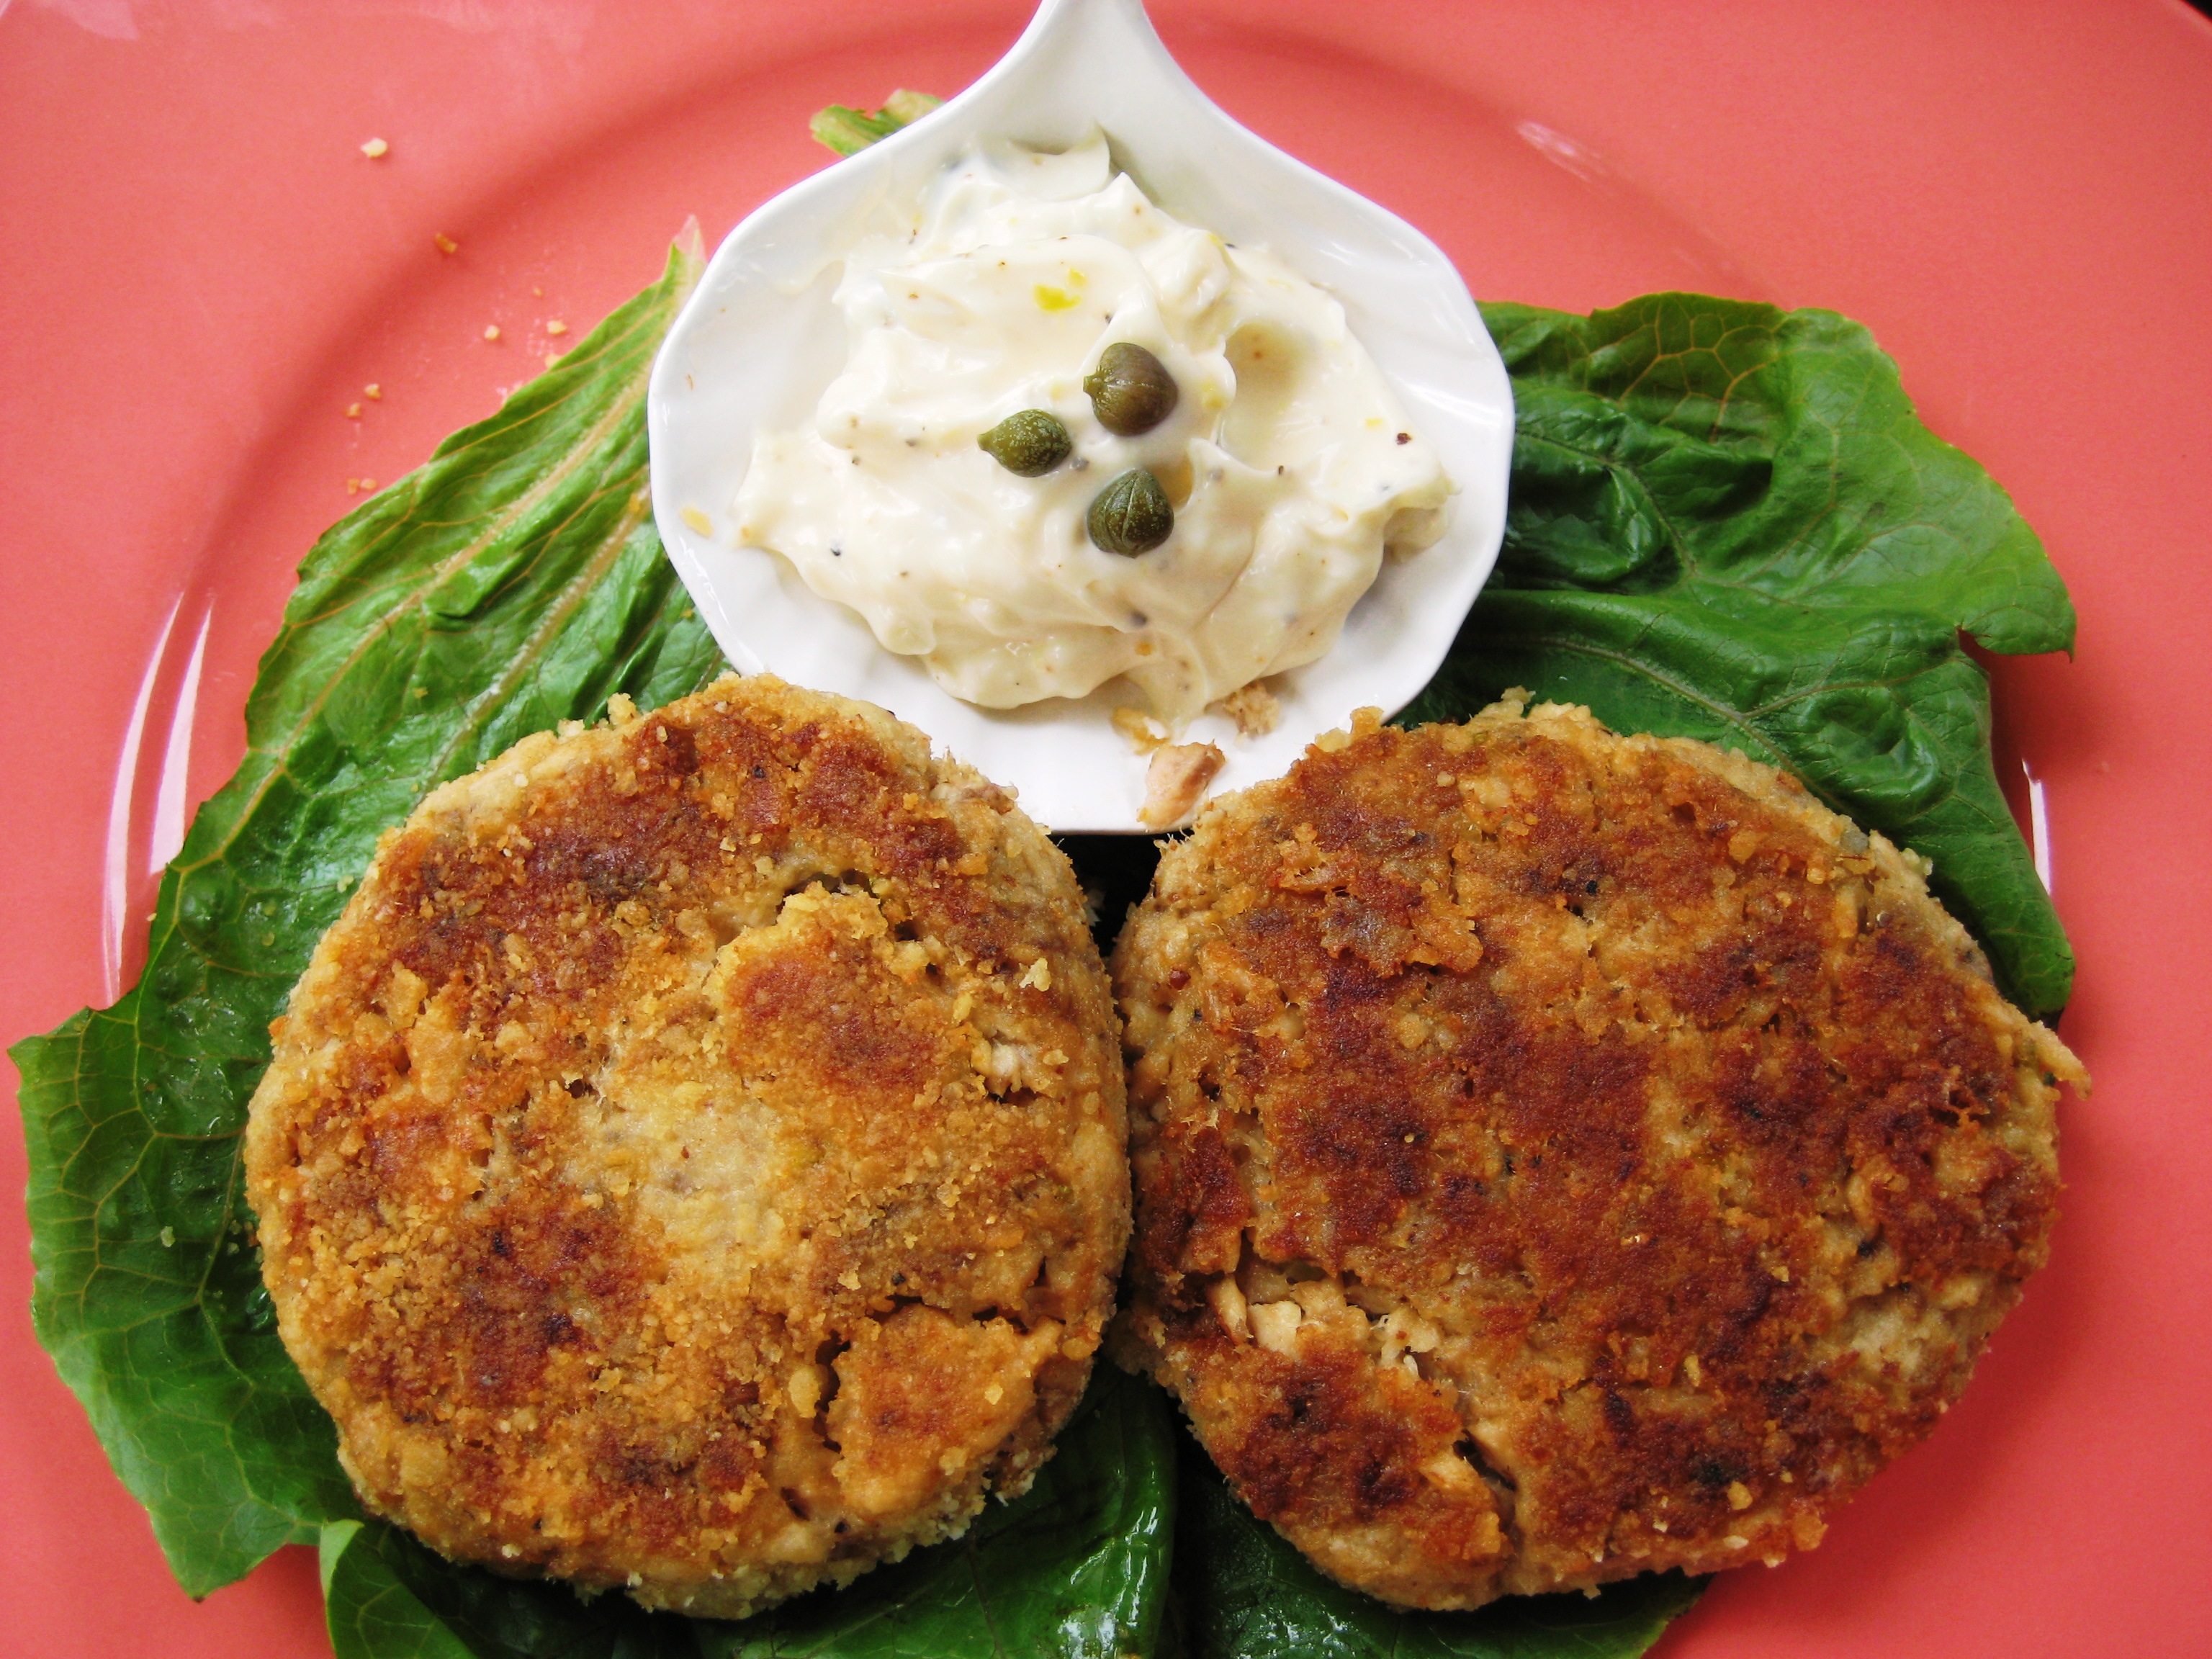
322, 1517, 712, 1659
1169, 1439, 1701, 1659
323, 1522, 483, 1659
1406, 295, 2074, 1015
315, 1367, 1174, 1659
11, 239, 727, 1596
705, 1366, 1176, 1659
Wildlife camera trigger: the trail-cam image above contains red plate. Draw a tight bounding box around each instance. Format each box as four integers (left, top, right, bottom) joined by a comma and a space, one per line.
4, 3, 2208, 1653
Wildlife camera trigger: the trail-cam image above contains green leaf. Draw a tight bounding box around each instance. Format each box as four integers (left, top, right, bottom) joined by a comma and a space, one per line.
11, 237, 725, 1596
1406, 293, 2075, 1015
323, 1522, 482, 1659
709, 1367, 1177, 1659
1169, 1438, 1701, 1659
313, 1367, 1174, 1659
809, 91, 943, 158
322, 1518, 705, 1659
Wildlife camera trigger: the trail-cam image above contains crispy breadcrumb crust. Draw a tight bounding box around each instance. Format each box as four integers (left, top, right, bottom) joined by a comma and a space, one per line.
1112, 696, 2082, 1611
245, 675, 1127, 1618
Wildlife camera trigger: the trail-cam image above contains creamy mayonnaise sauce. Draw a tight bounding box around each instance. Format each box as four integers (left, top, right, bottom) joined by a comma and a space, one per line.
729, 131, 1451, 727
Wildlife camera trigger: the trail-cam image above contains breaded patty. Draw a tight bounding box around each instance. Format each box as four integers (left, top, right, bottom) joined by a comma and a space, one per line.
1112, 696, 2083, 1610
244, 675, 1127, 1618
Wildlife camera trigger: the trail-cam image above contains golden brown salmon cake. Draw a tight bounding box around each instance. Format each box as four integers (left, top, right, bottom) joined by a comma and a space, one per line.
1111, 696, 2082, 1611
245, 675, 1126, 1619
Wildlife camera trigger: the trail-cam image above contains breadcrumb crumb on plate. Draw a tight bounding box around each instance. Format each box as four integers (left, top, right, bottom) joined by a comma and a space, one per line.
244, 674, 1128, 1619
1209, 679, 1282, 739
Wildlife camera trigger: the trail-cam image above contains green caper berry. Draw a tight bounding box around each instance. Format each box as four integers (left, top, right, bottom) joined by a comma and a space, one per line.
1083, 342, 1179, 436
976, 409, 1073, 476
1087, 468, 1173, 557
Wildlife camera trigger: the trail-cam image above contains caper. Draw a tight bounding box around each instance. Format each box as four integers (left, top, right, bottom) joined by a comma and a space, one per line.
1083, 342, 1179, 436
1087, 468, 1173, 557
976, 408, 1073, 476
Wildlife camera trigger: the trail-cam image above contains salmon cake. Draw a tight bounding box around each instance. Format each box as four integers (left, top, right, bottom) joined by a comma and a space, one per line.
1112, 695, 2082, 1610
244, 675, 1127, 1618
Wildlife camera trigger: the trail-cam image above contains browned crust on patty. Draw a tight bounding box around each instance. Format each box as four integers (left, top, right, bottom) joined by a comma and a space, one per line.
244, 675, 1127, 1617
1112, 697, 2083, 1610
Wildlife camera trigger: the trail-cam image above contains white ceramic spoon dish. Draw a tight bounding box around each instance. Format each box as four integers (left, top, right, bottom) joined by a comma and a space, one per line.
648, 0, 1513, 832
